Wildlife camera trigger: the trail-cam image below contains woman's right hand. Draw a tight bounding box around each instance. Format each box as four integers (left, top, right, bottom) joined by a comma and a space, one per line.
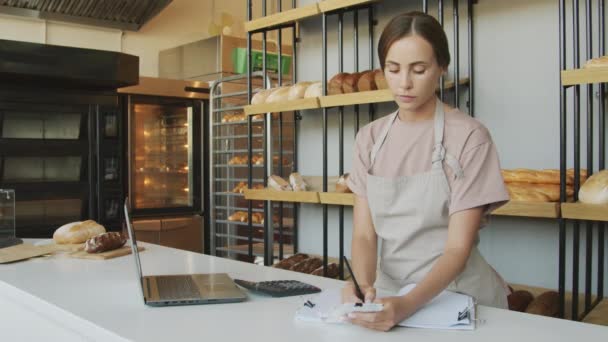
341, 283, 376, 304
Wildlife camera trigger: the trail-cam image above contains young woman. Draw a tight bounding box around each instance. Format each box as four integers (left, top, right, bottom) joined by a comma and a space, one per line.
342, 11, 510, 331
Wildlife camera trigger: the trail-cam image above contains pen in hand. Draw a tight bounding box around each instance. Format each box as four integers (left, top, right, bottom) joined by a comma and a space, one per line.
342, 256, 365, 304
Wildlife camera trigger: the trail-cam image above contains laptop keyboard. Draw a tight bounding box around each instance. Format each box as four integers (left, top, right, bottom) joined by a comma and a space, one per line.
155, 276, 201, 300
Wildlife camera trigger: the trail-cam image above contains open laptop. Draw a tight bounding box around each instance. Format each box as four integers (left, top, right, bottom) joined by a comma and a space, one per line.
123, 199, 247, 306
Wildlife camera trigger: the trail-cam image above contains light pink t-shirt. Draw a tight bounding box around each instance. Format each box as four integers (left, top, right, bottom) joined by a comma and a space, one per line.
347, 109, 509, 216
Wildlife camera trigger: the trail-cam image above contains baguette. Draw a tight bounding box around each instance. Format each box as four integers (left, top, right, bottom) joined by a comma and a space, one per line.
251, 88, 273, 105
288, 82, 313, 100
304, 82, 323, 98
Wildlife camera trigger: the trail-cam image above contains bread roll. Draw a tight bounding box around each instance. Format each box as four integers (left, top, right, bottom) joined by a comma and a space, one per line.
328, 73, 348, 95
311, 262, 339, 278
356, 70, 377, 92
579, 169, 608, 204
584, 55, 608, 68
374, 69, 388, 89
508, 290, 534, 312
251, 88, 273, 105
265, 87, 291, 103
289, 172, 308, 191
525, 291, 560, 317
335, 173, 352, 193
290, 257, 323, 273
53, 220, 106, 244
342, 72, 363, 93
288, 82, 313, 100
84, 232, 126, 253
273, 253, 310, 269
268, 175, 292, 191
304, 82, 323, 98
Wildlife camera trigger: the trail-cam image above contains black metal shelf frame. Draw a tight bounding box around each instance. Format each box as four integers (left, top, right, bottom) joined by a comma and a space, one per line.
558, 0, 606, 321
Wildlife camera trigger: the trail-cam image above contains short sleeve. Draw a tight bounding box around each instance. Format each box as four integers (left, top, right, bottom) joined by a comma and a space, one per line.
449, 128, 509, 216
347, 128, 372, 197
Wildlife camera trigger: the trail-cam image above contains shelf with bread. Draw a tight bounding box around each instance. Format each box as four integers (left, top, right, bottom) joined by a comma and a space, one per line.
560, 170, 608, 222
244, 0, 377, 33
243, 69, 469, 116
582, 298, 608, 326
561, 56, 608, 86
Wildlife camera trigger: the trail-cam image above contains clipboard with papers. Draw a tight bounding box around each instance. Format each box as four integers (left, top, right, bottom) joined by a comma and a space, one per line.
295, 284, 477, 330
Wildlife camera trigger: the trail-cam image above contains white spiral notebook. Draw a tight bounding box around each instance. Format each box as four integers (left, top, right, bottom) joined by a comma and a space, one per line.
295, 284, 476, 330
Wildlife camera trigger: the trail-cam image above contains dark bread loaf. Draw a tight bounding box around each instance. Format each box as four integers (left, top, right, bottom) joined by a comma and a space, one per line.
374, 69, 388, 89
508, 290, 534, 312
273, 253, 309, 269
328, 73, 348, 95
84, 232, 126, 253
310, 262, 339, 278
290, 257, 323, 274
525, 291, 560, 317
356, 70, 377, 92
342, 72, 363, 93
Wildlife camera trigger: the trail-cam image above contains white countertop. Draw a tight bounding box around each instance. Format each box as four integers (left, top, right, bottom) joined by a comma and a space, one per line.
1, 240, 607, 342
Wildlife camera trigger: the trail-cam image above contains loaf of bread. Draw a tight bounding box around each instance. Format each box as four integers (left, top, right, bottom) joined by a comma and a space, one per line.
342, 72, 363, 93
356, 70, 377, 92
506, 182, 573, 202
265, 87, 291, 103
251, 88, 273, 105
268, 175, 292, 191
304, 82, 323, 98
53, 220, 106, 244
288, 82, 314, 100
273, 253, 310, 269
84, 232, 126, 253
374, 69, 388, 89
507, 290, 534, 312
221, 113, 247, 123
584, 55, 608, 68
507, 185, 551, 202
328, 73, 348, 95
232, 182, 264, 194
289, 172, 308, 192
290, 257, 323, 274
502, 168, 587, 185
579, 170, 608, 204
310, 262, 339, 278
335, 173, 352, 193
525, 291, 560, 317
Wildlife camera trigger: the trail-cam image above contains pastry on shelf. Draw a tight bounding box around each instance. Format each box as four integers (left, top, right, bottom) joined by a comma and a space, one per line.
268, 175, 292, 191
251, 88, 273, 105
583, 55, 608, 68
335, 173, 352, 193
289, 172, 308, 191
356, 70, 378, 92
374, 69, 388, 89
227, 211, 263, 224
502, 168, 587, 185
342, 72, 363, 93
304, 82, 322, 98
525, 291, 559, 318
227, 154, 264, 165
310, 262, 340, 278
265, 86, 292, 103
506, 183, 573, 202
328, 73, 348, 95
579, 169, 608, 204
272, 253, 309, 269
508, 290, 534, 312
288, 81, 314, 100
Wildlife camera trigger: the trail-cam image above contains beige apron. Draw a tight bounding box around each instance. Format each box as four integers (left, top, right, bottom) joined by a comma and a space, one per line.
366, 99, 508, 309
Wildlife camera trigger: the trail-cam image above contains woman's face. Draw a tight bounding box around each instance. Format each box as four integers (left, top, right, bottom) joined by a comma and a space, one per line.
384, 34, 445, 113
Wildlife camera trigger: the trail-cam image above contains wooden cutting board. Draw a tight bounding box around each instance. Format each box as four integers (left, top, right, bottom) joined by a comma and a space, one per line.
0, 243, 62, 264
68, 246, 145, 260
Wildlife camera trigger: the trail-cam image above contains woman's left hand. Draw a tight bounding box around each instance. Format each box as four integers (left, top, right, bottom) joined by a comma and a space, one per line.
346, 296, 415, 332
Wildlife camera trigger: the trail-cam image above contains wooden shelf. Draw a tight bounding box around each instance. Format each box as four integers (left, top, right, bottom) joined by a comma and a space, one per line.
244, 1, 378, 33
317, 0, 378, 13
244, 97, 319, 116
244, 3, 320, 32
318, 89, 393, 108
491, 201, 560, 218
243, 189, 320, 203
561, 202, 608, 222
583, 299, 608, 326
561, 67, 608, 86
319, 192, 355, 206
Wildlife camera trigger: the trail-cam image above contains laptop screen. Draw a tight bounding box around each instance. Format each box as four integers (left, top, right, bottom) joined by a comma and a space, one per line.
123, 198, 145, 298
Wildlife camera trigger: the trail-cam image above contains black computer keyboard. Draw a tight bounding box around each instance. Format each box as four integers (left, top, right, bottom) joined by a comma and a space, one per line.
234, 279, 321, 297
0, 237, 23, 249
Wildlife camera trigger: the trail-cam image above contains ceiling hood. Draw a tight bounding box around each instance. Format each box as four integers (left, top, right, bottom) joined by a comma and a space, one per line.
0, 0, 173, 31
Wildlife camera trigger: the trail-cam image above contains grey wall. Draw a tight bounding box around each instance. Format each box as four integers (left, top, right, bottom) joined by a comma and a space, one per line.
289, 0, 608, 294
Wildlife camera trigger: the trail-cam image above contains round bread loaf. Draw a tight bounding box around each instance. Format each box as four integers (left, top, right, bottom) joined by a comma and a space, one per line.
53, 220, 106, 244
288, 82, 313, 100
579, 169, 608, 204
